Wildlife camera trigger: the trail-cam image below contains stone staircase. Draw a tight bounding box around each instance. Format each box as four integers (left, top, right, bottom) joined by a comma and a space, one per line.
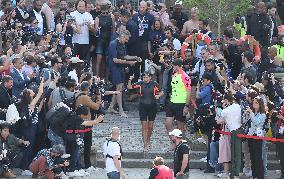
90, 101, 281, 170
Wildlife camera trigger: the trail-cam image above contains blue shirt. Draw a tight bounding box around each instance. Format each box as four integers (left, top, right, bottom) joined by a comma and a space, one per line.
197, 84, 213, 105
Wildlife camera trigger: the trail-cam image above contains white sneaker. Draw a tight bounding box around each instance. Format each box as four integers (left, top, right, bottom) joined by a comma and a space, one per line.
22, 170, 33, 176
244, 170, 252, 177
197, 137, 206, 144
217, 172, 229, 178
68, 170, 84, 177
78, 169, 90, 176
199, 156, 207, 162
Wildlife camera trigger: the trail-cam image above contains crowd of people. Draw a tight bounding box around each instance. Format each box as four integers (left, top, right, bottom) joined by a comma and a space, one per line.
0, 0, 283, 178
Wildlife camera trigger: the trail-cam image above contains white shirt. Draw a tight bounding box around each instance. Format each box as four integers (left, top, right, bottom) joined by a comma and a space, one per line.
70, 11, 94, 44
0, 10, 4, 18
221, 103, 242, 132
33, 10, 44, 35
103, 140, 121, 173
68, 69, 78, 84
42, 3, 55, 31
193, 59, 205, 79
163, 38, 181, 51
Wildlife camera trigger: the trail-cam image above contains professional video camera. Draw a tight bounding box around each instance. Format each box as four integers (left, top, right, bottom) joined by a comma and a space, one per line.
66, 15, 76, 23
90, 79, 107, 117
194, 103, 216, 134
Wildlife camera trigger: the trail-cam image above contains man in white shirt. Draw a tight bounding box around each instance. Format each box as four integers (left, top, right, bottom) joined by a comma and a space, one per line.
221, 92, 243, 178
70, 0, 95, 64
41, 0, 56, 31
29, 0, 46, 35
103, 127, 125, 179
164, 27, 181, 51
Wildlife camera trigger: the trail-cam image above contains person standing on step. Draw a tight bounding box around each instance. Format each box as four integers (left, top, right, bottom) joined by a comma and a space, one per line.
127, 71, 163, 152
169, 129, 189, 179
103, 127, 125, 179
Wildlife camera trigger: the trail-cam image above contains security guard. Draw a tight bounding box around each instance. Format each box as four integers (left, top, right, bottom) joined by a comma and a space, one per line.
103, 127, 125, 179
273, 25, 284, 60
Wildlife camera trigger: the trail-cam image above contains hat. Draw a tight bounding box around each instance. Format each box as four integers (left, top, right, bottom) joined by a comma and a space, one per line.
51, 144, 65, 155
175, 0, 182, 5
169, 129, 182, 137
172, 58, 183, 67
70, 57, 84, 63
252, 82, 264, 92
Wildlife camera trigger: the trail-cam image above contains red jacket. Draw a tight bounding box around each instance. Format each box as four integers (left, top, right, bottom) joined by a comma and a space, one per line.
154, 165, 174, 179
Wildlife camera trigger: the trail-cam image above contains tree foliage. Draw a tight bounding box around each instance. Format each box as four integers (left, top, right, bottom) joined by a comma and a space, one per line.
183, 0, 252, 35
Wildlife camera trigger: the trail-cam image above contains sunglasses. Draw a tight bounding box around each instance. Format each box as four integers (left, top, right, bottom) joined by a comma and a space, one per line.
101, 11, 109, 15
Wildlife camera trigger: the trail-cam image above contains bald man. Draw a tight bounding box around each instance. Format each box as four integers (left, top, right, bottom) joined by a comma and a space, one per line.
247, 2, 272, 47
103, 127, 125, 179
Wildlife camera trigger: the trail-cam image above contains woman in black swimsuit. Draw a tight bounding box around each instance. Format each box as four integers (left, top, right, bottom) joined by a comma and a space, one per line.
127, 71, 163, 152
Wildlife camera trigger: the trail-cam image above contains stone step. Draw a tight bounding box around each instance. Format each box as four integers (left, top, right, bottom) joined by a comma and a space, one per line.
94, 150, 279, 161
94, 158, 281, 170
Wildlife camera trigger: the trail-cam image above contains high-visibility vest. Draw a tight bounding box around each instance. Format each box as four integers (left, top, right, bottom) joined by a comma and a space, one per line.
273, 44, 284, 60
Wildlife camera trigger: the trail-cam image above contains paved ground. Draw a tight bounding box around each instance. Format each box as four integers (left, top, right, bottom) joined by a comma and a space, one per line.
15, 168, 282, 178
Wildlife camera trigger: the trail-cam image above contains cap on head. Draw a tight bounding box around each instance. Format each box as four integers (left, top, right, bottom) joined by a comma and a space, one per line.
169, 129, 182, 138
172, 58, 183, 67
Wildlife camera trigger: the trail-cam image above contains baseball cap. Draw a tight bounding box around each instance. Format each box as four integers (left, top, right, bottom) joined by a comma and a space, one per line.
169, 129, 182, 138
175, 0, 182, 5
70, 57, 84, 63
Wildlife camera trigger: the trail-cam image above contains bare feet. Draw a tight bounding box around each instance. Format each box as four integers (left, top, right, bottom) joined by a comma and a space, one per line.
107, 108, 119, 114
120, 112, 128, 118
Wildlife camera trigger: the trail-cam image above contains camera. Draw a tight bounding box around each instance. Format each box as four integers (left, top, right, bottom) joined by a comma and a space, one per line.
66, 15, 75, 23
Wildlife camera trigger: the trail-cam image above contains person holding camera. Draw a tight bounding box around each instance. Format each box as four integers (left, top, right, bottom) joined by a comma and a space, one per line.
221, 92, 243, 178
65, 105, 104, 172
0, 123, 30, 178
245, 96, 266, 179
28, 0, 47, 36
75, 81, 101, 169
127, 71, 163, 152
29, 144, 69, 179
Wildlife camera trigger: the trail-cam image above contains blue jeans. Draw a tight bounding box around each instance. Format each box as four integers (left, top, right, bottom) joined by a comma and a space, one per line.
209, 141, 219, 168
262, 140, 267, 176
48, 129, 64, 146
107, 171, 120, 179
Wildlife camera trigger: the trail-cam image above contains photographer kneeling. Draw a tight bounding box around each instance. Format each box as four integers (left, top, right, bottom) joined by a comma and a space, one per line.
65, 105, 104, 172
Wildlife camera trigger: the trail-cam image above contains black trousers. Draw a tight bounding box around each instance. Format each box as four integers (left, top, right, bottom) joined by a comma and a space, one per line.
83, 130, 92, 168
73, 44, 90, 66
248, 139, 264, 179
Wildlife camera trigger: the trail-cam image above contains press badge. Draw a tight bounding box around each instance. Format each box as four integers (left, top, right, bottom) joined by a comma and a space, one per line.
279, 126, 284, 134
256, 128, 264, 137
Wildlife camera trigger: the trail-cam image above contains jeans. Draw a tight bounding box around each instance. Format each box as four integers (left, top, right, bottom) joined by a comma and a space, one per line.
107, 171, 120, 179
48, 129, 64, 146
175, 172, 189, 179
230, 128, 243, 177
66, 142, 81, 172
262, 140, 268, 176
209, 141, 219, 168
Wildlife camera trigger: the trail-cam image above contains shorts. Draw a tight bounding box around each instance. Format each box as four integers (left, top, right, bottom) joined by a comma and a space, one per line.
139, 103, 157, 121
166, 102, 186, 122
96, 39, 110, 56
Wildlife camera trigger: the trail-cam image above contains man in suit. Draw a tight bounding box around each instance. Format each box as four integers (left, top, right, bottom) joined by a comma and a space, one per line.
28, 0, 48, 35
0, 76, 13, 121
10, 58, 33, 98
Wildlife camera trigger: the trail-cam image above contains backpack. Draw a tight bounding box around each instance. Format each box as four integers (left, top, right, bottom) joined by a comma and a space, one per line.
46, 102, 71, 126
59, 87, 76, 110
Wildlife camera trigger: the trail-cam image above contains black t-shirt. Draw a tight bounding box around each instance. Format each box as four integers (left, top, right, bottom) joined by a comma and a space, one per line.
65, 114, 84, 131
132, 81, 159, 105
174, 141, 189, 176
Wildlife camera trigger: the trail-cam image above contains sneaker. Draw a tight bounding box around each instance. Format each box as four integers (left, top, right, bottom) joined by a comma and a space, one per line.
22, 170, 33, 176
85, 166, 97, 174
217, 172, 229, 178
197, 137, 206, 144
204, 167, 215, 173
199, 156, 207, 162
244, 170, 252, 177
78, 169, 90, 176
67, 170, 84, 177
3, 169, 16, 178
